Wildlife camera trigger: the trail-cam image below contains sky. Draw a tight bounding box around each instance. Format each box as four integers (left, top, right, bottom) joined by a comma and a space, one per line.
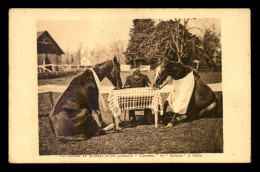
37, 18, 220, 54
37, 20, 133, 53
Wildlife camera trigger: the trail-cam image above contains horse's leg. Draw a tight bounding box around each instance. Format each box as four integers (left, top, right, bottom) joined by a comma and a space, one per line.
166, 113, 177, 127
88, 87, 105, 128
162, 100, 180, 127
113, 116, 121, 130
176, 114, 187, 121
92, 109, 104, 128
91, 110, 106, 136
163, 100, 169, 115
102, 117, 121, 131
199, 101, 218, 116
102, 123, 115, 131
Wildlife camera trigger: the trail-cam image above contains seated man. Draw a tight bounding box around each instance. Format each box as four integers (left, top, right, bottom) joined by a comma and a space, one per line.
123, 64, 152, 126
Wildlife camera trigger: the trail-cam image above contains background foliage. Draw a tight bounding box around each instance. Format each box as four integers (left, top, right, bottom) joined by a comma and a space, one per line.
124, 18, 221, 70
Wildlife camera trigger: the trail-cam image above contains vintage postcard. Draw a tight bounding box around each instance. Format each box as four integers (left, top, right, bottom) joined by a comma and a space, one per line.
9, 8, 251, 163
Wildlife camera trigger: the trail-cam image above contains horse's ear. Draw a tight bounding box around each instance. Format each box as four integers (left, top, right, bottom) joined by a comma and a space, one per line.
113, 56, 118, 63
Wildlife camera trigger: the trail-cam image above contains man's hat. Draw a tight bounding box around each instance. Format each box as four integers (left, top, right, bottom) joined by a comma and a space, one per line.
130, 59, 140, 68
131, 64, 140, 68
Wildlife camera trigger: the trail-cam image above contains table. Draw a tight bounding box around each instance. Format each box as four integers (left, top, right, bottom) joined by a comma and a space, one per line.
108, 87, 163, 128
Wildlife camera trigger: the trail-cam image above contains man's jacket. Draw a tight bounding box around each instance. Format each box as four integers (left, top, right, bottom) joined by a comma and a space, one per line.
124, 74, 151, 88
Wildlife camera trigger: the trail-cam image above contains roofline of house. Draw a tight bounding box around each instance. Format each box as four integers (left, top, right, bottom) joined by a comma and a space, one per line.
37, 31, 65, 54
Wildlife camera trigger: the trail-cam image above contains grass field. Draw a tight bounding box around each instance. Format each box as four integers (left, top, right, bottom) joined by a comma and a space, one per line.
38, 70, 223, 154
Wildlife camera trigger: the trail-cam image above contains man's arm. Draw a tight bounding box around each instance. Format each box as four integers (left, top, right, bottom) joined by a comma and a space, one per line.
123, 76, 131, 88
145, 75, 151, 87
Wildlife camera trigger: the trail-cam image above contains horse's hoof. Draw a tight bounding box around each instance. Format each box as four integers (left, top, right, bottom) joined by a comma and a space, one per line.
177, 115, 187, 121
166, 122, 174, 127
115, 127, 122, 130
99, 130, 106, 135
97, 128, 106, 136
103, 123, 115, 131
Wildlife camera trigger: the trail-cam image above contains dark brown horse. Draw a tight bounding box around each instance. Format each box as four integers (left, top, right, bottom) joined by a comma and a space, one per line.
49, 57, 122, 141
153, 61, 220, 127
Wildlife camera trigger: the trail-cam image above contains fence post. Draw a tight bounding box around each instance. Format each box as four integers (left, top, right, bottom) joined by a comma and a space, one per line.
51, 64, 55, 72
43, 61, 45, 73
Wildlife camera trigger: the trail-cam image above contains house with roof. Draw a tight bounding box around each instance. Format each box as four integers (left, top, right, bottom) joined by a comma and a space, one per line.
37, 31, 65, 70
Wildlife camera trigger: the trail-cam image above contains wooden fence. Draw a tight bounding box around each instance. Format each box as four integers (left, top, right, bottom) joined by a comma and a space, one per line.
140, 65, 151, 72
38, 64, 152, 73
121, 65, 131, 72
38, 64, 89, 73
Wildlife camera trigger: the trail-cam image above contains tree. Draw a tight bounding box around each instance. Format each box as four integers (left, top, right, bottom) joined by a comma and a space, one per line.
202, 29, 221, 60
82, 46, 89, 58
110, 37, 125, 64
89, 44, 110, 64
124, 19, 155, 65
141, 19, 197, 64
200, 28, 221, 71
72, 42, 83, 65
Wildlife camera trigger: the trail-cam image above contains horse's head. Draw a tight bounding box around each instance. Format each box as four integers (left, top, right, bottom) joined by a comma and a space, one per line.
107, 57, 122, 89
153, 61, 191, 88
153, 62, 168, 88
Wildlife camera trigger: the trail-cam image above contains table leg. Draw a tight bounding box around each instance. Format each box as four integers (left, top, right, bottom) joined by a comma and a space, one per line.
155, 112, 158, 128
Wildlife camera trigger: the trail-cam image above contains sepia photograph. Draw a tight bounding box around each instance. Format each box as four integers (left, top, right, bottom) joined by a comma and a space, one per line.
37, 18, 223, 155
9, 9, 251, 163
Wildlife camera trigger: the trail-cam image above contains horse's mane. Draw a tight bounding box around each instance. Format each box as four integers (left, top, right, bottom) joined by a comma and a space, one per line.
165, 61, 193, 71
163, 61, 194, 80
165, 61, 183, 69
67, 60, 113, 82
